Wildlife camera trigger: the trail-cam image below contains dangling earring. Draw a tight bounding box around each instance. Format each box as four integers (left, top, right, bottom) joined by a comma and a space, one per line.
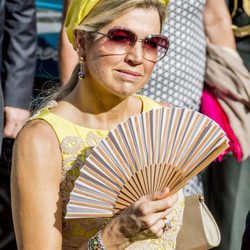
78, 56, 85, 80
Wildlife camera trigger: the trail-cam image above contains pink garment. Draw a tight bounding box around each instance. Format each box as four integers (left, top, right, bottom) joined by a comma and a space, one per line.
201, 86, 242, 161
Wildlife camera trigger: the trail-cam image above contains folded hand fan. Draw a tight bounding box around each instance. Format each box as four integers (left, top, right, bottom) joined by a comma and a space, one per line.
66, 107, 229, 218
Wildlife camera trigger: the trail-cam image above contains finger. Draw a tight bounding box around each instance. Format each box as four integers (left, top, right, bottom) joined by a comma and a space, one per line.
139, 188, 169, 203
147, 215, 173, 239
151, 187, 170, 201
139, 193, 178, 215
140, 209, 173, 230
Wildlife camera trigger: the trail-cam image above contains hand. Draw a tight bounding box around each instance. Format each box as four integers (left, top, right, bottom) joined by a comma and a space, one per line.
102, 188, 178, 249
4, 106, 30, 138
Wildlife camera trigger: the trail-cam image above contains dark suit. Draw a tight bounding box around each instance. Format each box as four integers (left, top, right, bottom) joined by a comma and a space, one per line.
0, 0, 36, 152
0, 0, 36, 248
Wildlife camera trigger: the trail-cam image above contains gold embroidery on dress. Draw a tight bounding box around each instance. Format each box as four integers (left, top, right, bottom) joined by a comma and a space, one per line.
61, 136, 84, 155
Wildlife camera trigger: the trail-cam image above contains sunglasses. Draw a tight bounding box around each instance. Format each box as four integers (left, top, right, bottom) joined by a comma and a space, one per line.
90, 27, 170, 62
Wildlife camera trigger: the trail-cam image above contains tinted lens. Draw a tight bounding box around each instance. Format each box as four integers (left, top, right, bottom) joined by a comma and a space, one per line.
106, 28, 136, 52
143, 35, 169, 62
97, 28, 169, 62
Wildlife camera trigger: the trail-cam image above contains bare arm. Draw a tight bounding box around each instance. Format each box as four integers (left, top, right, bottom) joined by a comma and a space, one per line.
11, 120, 62, 249
58, 0, 78, 84
203, 0, 236, 48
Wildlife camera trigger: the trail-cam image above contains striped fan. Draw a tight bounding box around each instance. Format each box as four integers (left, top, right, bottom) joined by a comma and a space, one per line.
66, 107, 229, 218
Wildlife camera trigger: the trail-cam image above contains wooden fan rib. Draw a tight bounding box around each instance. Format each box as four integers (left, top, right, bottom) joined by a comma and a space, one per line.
66, 202, 113, 214
120, 178, 141, 201
157, 108, 164, 163
179, 123, 218, 172
155, 163, 165, 191
116, 190, 136, 205
144, 111, 153, 165
170, 141, 229, 196
175, 117, 211, 169
125, 172, 145, 198
152, 109, 159, 163
153, 163, 160, 192
73, 188, 116, 205
105, 135, 131, 180
114, 127, 137, 174
134, 116, 147, 167
159, 109, 171, 163
161, 107, 176, 163
181, 130, 225, 174
164, 108, 182, 164
66, 212, 113, 218
115, 124, 148, 198
141, 166, 149, 194
87, 155, 124, 187
170, 110, 192, 166
78, 176, 117, 198
170, 111, 200, 166
69, 200, 114, 211
184, 138, 229, 177
94, 147, 126, 186
166, 167, 185, 190
160, 164, 178, 190
91, 147, 126, 185
134, 170, 147, 196
171, 111, 196, 166
157, 163, 170, 191
132, 116, 149, 195
83, 163, 121, 193
123, 122, 141, 171
150, 164, 155, 194
147, 165, 154, 194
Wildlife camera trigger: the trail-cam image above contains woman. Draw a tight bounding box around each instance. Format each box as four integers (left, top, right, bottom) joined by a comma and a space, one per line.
11, 0, 184, 249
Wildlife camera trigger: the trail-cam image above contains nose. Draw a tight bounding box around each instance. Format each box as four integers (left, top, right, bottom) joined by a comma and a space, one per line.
124, 41, 144, 65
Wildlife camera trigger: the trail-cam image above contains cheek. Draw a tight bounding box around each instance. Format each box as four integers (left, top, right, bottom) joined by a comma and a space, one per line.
144, 62, 156, 79
86, 53, 122, 77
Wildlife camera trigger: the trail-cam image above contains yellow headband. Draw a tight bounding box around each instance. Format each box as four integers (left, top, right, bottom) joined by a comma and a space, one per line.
65, 0, 169, 46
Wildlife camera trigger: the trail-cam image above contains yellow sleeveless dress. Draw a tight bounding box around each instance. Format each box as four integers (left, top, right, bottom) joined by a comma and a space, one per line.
31, 95, 184, 249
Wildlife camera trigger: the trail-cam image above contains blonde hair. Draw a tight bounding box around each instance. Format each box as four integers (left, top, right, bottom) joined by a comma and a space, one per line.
78, 0, 166, 33
33, 0, 166, 113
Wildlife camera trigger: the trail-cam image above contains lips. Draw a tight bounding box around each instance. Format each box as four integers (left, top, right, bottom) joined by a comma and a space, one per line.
117, 69, 142, 77
115, 69, 143, 82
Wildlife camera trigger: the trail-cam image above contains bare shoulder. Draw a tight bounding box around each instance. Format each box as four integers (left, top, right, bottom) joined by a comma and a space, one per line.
158, 102, 172, 108
13, 119, 62, 176
15, 119, 59, 152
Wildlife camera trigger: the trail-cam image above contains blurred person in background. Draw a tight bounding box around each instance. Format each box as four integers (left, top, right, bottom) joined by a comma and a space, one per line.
0, 0, 36, 248
206, 1, 250, 250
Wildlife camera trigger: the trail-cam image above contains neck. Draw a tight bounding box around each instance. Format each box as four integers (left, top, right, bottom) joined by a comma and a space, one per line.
63, 80, 142, 130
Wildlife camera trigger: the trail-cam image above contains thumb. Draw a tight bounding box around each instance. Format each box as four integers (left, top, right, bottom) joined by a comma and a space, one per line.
150, 187, 170, 201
